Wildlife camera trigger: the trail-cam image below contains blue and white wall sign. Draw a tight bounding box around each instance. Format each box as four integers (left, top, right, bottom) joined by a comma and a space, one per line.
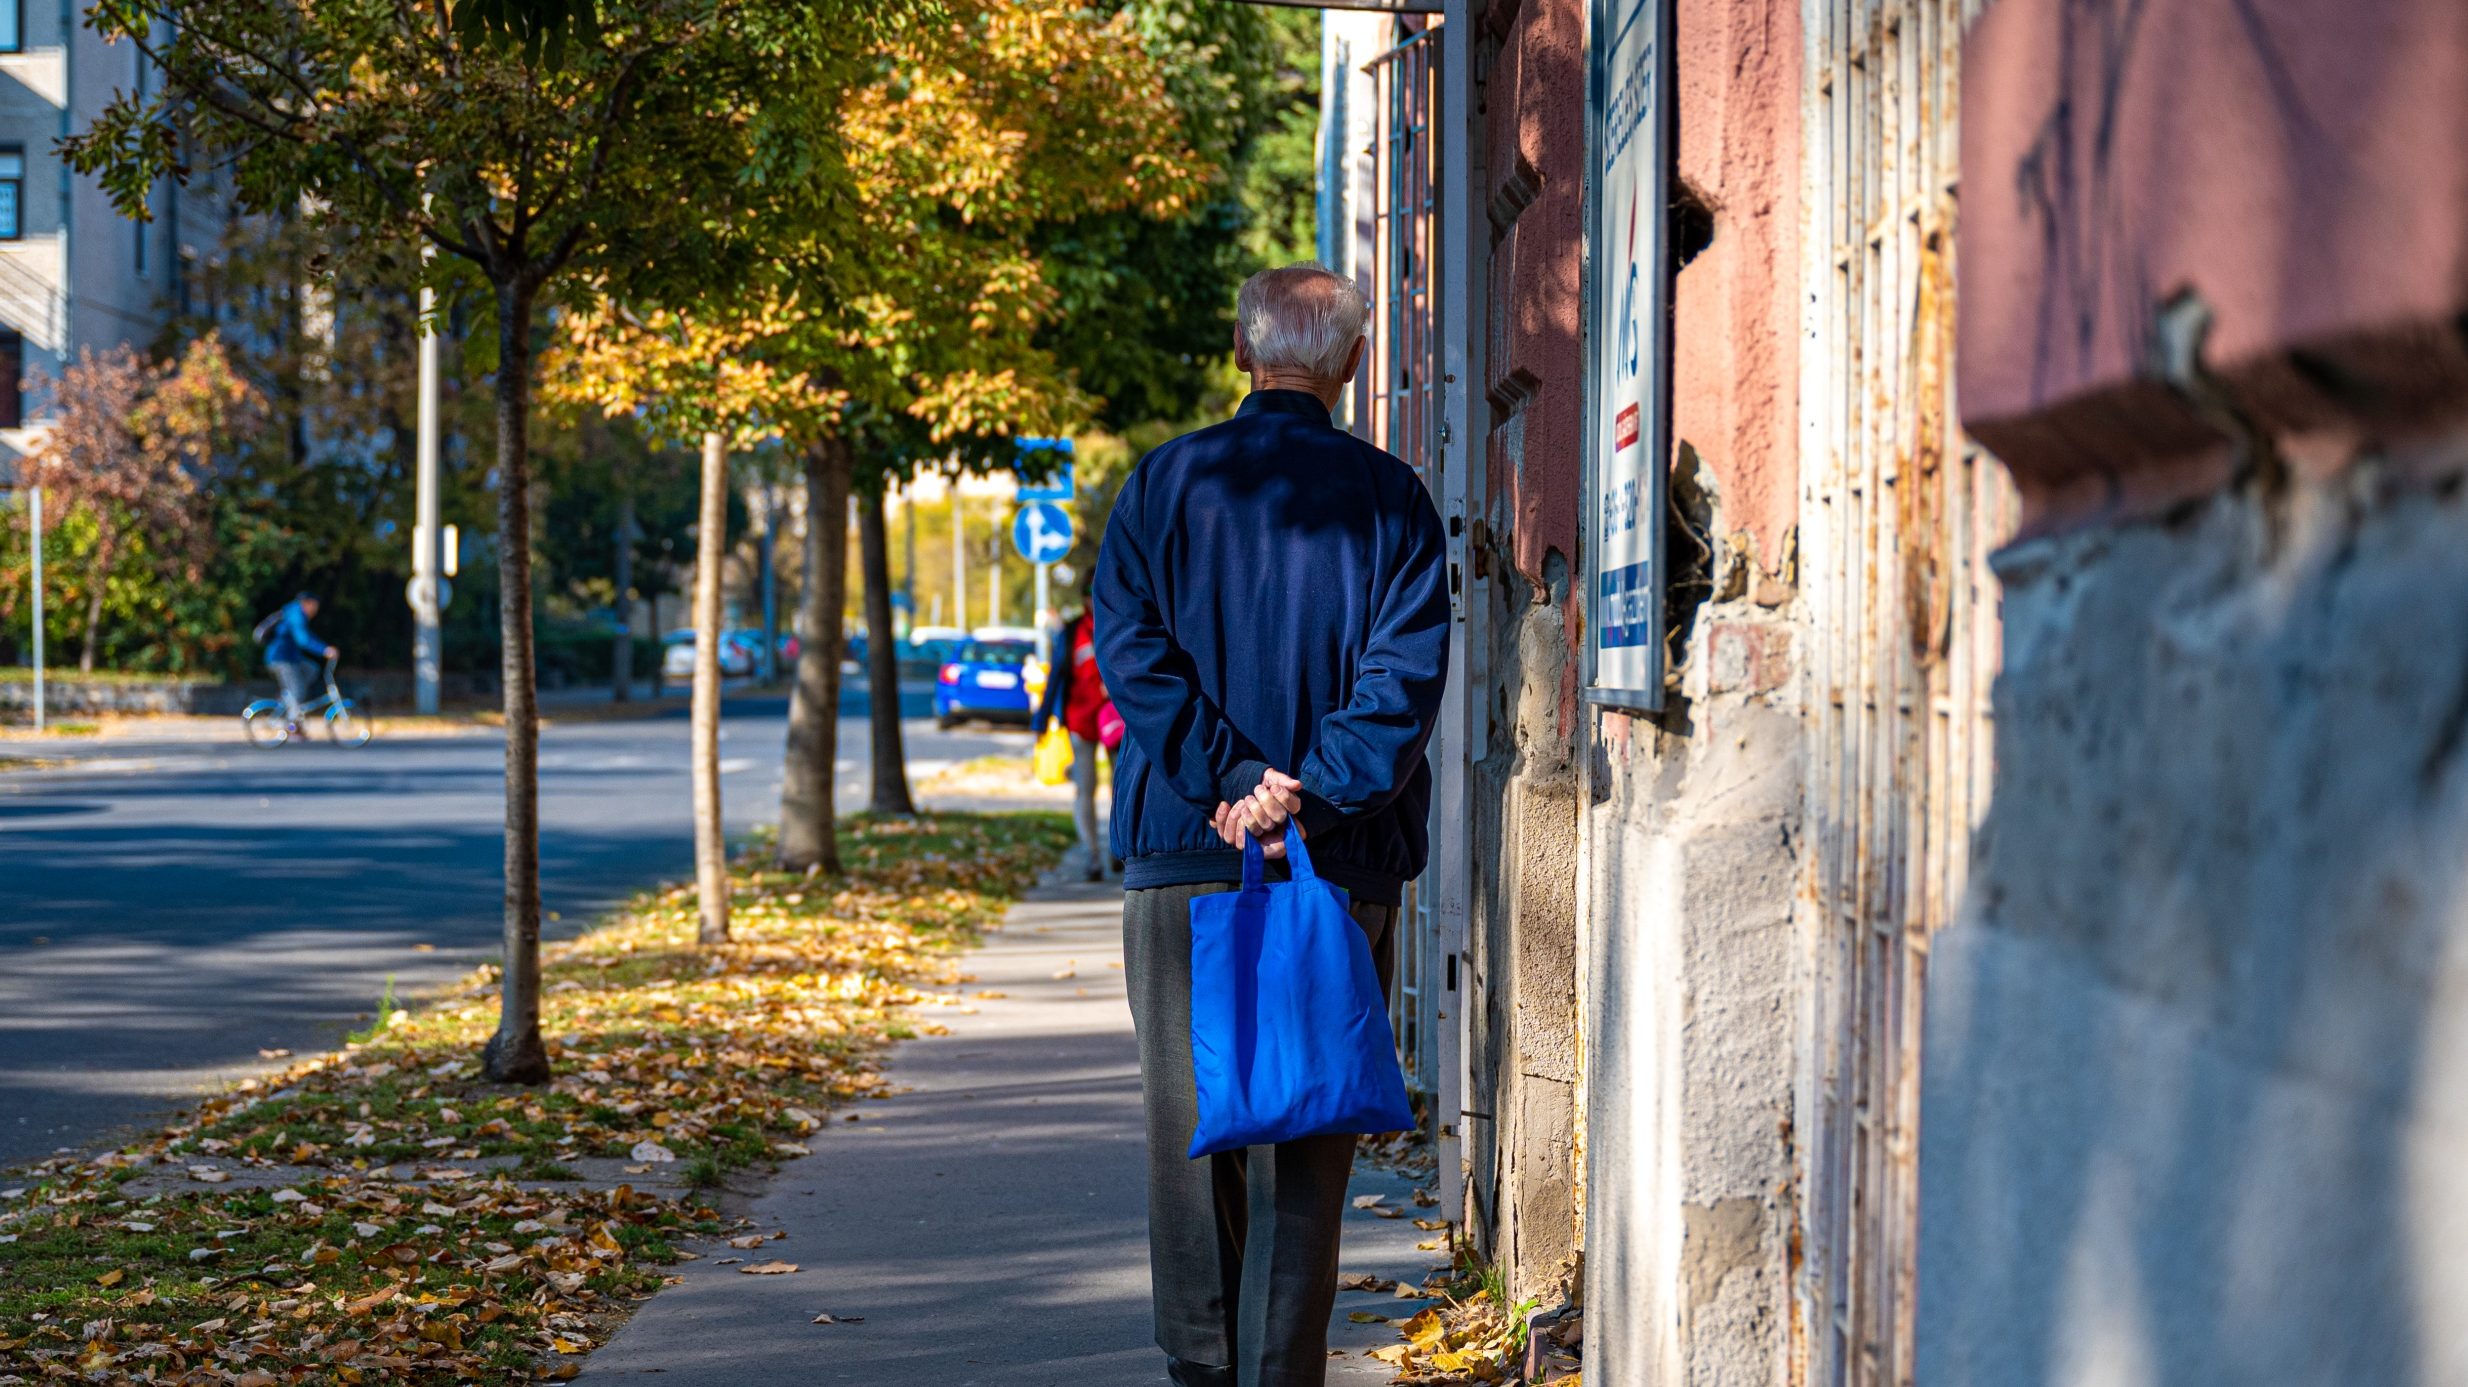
1585, 0, 1669, 710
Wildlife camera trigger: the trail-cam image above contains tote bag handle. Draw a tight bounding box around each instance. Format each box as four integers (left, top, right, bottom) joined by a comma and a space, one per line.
1239, 827, 1320, 890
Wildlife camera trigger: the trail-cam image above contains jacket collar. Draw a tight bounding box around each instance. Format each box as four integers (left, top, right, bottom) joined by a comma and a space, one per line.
1236, 389, 1335, 427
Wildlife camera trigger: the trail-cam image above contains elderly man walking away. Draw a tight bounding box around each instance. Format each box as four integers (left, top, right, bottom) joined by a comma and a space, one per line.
1093, 263, 1450, 1387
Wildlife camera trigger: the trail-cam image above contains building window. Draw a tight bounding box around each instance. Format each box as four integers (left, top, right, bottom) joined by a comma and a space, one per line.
0, 330, 23, 429
0, 149, 22, 241
0, 1, 20, 54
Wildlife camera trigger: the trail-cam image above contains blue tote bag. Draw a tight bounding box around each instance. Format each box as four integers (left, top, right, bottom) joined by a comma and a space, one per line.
1186, 831, 1417, 1158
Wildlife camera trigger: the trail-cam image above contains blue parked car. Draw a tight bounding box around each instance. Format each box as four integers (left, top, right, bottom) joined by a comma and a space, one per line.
934, 638, 1037, 728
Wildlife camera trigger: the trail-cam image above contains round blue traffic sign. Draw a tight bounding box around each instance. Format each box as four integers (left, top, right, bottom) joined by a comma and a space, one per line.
1012, 501, 1074, 564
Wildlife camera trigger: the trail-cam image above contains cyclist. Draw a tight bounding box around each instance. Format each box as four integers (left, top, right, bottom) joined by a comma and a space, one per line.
257, 592, 337, 737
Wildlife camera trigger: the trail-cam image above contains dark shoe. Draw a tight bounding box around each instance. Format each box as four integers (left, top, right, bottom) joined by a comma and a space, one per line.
1166, 1359, 1234, 1387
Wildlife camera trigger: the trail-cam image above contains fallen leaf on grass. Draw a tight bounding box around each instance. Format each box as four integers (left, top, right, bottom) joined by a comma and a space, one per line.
739, 1260, 799, 1275
94, 1268, 125, 1287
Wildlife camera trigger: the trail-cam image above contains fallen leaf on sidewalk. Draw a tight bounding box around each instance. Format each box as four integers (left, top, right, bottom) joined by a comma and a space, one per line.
1373, 1207, 1405, 1219
727, 1234, 767, 1249
1351, 1194, 1386, 1209
811, 1312, 866, 1324
630, 1141, 677, 1164
1338, 1273, 1396, 1292
1051, 966, 1076, 979
974, 990, 1008, 999
739, 1260, 799, 1275
1348, 1311, 1389, 1323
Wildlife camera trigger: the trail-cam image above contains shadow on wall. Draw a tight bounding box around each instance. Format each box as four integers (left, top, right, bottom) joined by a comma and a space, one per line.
1917, 461, 2468, 1386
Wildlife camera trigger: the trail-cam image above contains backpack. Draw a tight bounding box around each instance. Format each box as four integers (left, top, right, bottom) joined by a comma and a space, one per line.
252, 607, 285, 645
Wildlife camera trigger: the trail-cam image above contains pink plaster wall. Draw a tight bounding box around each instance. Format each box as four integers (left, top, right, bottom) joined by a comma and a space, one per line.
1670, 0, 1802, 570
1483, 0, 1589, 594
1960, 0, 2468, 526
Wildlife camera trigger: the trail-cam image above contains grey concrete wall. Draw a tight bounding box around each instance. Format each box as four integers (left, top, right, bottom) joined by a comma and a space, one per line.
1919, 444, 2468, 1386
1466, 549, 1585, 1305
1581, 444, 1803, 1385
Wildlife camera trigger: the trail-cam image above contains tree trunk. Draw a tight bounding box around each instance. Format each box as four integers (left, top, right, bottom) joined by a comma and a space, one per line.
691, 430, 732, 945
859, 483, 914, 816
612, 491, 635, 703
483, 276, 551, 1087
779, 436, 851, 872
79, 530, 111, 674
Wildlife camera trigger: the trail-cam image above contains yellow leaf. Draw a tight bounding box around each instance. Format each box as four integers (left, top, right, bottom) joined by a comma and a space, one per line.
739, 1260, 799, 1275
95, 1267, 125, 1287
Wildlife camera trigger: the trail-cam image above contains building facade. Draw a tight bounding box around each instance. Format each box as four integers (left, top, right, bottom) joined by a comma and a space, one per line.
1323, 0, 2468, 1380
0, 6, 213, 454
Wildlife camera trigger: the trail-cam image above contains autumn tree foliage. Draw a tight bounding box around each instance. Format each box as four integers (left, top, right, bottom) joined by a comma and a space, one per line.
65, 0, 917, 1084
22, 337, 261, 672
548, 0, 1216, 871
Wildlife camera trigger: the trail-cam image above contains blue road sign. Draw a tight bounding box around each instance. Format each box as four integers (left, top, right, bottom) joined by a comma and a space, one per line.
1012, 501, 1074, 564
1015, 437, 1076, 501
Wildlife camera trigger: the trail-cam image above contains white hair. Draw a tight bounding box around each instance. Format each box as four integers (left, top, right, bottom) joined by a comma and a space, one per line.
1236, 263, 1369, 380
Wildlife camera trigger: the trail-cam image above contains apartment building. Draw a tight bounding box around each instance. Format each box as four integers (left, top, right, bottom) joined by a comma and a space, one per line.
1320, 0, 2468, 1381
0, 4, 217, 455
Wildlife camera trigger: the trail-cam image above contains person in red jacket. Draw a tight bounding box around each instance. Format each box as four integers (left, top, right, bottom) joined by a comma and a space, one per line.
1032, 577, 1120, 881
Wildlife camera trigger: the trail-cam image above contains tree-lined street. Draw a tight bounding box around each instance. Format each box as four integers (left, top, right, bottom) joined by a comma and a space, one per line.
0, 697, 1018, 1169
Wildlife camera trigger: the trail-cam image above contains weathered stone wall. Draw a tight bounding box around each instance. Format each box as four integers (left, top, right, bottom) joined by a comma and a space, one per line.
1920, 441, 2468, 1385
1466, 0, 1589, 1305
1567, 0, 1805, 1375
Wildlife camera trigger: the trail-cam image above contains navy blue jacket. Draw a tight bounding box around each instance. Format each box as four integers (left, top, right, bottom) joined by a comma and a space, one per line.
1092, 390, 1450, 905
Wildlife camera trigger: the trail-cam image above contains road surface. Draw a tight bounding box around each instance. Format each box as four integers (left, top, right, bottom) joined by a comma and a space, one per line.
0, 691, 1029, 1169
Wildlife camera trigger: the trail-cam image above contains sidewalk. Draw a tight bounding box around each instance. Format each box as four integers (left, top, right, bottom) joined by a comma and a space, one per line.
577, 850, 1444, 1386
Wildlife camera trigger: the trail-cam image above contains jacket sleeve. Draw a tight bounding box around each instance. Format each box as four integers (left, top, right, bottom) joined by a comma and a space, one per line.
1031, 625, 1069, 736
1092, 474, 1269, 811
283, 604, 324, 656
1291, 478, 1451, 837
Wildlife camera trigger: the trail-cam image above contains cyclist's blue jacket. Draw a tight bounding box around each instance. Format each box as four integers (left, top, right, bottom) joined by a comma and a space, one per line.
264, 601, 326, 665
1090, 389, 1450, 907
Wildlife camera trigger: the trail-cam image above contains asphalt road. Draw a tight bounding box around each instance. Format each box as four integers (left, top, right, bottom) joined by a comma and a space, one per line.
0, 689, 1030, 1170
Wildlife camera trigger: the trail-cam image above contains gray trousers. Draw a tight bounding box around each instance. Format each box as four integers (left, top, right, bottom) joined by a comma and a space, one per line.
1122, 882, 1397, 1387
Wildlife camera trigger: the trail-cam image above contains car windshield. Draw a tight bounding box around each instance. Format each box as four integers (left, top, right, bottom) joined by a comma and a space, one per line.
959, 641, 1030, 666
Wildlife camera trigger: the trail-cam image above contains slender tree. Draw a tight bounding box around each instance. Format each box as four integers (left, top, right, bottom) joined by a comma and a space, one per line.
778, 436, 852, 871
69, 0, 907, 1082
688, 432, 732, 943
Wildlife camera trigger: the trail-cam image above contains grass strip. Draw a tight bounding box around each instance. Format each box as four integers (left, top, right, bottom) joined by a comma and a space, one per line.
0, 810, 1072, 1385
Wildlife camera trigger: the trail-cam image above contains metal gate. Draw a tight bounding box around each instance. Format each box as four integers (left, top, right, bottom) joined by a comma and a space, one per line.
1797, 0, 2010, 1380
1365, 20, 1447, 1112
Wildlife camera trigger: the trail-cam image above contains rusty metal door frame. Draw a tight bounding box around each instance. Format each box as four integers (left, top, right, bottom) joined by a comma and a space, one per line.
1362, 19, 1470, 1223
1794, 0, 2010, 1381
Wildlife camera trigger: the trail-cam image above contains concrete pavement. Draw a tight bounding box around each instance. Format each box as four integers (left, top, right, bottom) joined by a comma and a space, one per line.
0, 693, 1025, 1168
577, 862, 1443, 1386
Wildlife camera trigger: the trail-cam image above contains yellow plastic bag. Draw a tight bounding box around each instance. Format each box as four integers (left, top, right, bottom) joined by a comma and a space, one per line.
1033, 724, 1073, 786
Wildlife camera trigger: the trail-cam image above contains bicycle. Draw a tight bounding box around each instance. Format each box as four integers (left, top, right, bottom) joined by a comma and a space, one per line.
243, 652, 374, 748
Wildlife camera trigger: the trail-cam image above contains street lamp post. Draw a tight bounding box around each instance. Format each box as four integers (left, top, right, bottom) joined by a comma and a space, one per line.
411, 267, 443, 714
28, 485, 42, 734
